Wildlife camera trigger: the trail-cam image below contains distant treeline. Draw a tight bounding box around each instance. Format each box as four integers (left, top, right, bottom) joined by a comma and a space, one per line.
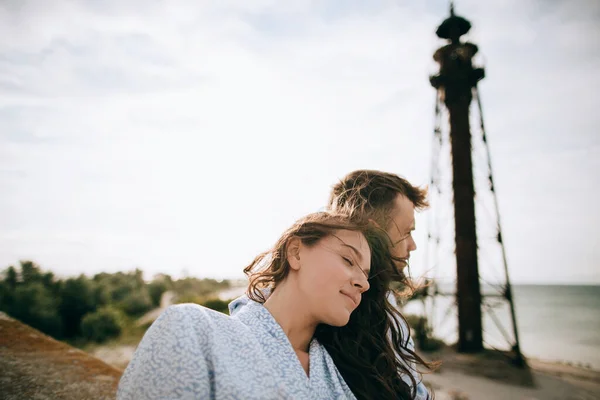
0, 261, 232, 344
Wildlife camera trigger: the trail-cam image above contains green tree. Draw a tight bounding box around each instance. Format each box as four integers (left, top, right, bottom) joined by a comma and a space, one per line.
104, 272, 142, 303
0, 266, 18, 312
133, 268, 145, 287
202, 298, 230, 314
5, 266, 18, 288
0, 281, 12, 313
175, 295, 230, 315
59, 276, 97, 337
11, 282, 63, 338
92, 281, 111, 307
119, 290, 153, 317
147, 280, 168, 307
80, 307, 123, 343
173, 277, 230, 299
20, 260, 43, 284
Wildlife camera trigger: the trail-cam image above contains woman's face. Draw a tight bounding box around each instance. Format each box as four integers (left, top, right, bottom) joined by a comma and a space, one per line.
295, 229, 371, 327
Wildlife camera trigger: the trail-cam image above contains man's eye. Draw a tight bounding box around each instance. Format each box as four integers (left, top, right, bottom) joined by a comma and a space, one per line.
394, 234, 409, 245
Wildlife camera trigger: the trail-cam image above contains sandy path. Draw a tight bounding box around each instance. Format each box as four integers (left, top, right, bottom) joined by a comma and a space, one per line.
426, 369, 600, 400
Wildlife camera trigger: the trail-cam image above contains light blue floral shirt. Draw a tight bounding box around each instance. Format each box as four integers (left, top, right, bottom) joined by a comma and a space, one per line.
230, 293, 431, 400
117, 301, 356, 399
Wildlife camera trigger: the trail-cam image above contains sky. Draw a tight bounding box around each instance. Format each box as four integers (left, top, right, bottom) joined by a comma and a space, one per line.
1, 0, 598, 284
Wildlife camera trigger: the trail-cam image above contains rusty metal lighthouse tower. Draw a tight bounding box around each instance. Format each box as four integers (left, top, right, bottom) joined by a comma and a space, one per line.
426, 3, 523, 364
430, 3, 485, 353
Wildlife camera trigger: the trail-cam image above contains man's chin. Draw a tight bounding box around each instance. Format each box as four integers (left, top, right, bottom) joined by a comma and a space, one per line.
392, 260, 408, 279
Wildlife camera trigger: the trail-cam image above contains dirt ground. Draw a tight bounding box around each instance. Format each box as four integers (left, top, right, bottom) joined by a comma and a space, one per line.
0, 312, 121, 400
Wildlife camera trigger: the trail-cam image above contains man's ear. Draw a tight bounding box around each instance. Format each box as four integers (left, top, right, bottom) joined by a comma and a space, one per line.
287, 237, 302, 270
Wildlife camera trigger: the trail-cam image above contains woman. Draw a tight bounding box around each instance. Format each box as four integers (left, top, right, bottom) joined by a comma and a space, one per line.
117, 212, 424, 399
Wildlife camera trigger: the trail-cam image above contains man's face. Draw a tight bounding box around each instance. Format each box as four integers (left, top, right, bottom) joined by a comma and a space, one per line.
385, 194, 417, 273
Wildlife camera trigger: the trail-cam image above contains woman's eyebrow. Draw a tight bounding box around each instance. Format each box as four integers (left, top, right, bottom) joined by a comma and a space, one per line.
330, 234, 370, 274
340, 243, 363, 262
339, 243, 371, 275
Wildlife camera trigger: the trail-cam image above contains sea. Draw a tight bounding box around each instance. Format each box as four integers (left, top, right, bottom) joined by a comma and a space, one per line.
403, 284, 600, 370
220, 284, 600, 369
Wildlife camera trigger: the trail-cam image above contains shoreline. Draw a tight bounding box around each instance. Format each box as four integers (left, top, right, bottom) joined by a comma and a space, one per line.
419, 346, 600, 399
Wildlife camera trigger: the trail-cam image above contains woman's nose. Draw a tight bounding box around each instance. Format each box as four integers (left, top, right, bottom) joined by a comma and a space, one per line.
352, 274, 370, 293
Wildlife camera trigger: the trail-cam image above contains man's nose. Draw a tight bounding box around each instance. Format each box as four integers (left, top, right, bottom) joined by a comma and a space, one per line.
408, 236, 417, 252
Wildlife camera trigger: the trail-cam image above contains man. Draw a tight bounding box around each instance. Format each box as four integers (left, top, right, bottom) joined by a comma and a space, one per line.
327, 169, 427, 278
230, 169, 431, 399
327, 170, 430, 399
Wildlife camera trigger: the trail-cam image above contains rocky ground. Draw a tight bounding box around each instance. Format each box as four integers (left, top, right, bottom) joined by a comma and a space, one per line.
0, 312, 121, 400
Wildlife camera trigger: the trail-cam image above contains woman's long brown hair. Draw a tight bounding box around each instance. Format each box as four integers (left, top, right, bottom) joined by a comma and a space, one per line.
243, 212, 434, 400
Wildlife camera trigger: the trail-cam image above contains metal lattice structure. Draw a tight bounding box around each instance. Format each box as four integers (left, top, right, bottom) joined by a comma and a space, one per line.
421, 3, 524, 365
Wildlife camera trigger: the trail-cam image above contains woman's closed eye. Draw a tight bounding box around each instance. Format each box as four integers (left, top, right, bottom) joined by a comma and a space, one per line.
343, 255, 370, 280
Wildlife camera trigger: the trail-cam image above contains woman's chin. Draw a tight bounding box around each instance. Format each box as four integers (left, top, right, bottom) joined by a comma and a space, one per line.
324, 310, 352, 327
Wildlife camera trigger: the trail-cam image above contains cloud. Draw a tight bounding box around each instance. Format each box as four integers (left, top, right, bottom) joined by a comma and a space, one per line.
0, 0, 598, 283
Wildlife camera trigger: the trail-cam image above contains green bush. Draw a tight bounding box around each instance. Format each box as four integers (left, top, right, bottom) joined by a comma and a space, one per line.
404, 313, 422, 328
1, 262, 235, 344
175, 293, 204, 305
80, 308, 123, 343
202, 298, 230, 314
147, 280, 168, 307
119, 290, 153, 317
172, 278, 230, 298
404, 314, 445, 352
175, 295, 230, 315
59, 276, 97, 338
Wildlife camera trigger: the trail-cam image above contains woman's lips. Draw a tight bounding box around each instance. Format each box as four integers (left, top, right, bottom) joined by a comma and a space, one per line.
340, 291, 360, 308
